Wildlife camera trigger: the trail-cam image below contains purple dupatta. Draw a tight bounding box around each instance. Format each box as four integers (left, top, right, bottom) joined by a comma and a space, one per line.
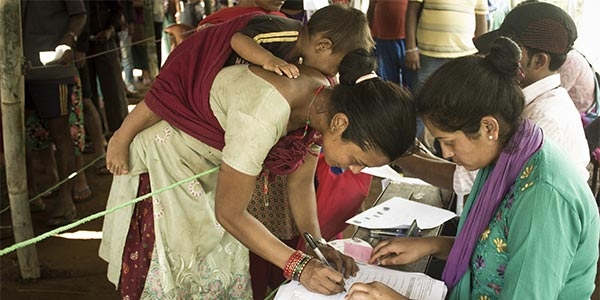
441, 119, 544, 289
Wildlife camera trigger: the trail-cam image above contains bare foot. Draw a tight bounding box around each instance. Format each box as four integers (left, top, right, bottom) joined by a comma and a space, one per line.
47, 202, 76, 227
106, 135, 131, 175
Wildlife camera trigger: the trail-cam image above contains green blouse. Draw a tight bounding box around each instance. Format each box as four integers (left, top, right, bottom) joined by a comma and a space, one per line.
449, 141, 599, 300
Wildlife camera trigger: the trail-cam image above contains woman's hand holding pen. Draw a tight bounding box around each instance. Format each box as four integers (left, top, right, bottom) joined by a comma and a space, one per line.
299, 258, 348, 295
313, 243, 359, 278
300, 233, 357, 295
368, 237, 434, 266
345, 281, 409, 300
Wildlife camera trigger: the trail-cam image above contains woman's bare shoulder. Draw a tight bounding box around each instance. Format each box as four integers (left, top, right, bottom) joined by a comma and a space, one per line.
249, 64, 329, 95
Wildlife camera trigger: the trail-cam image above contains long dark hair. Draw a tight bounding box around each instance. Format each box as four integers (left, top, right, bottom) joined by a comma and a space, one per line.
330, 49, 415, 160
415, 37, 525, 144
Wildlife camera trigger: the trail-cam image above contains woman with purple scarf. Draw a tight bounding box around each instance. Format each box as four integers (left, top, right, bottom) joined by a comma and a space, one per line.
346, 37, 599, 300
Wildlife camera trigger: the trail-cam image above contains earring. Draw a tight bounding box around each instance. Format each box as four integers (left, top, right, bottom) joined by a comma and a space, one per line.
488, 135, 493, 141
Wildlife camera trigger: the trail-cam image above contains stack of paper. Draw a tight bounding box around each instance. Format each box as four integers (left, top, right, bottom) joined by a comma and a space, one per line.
361, 165, 431, 186
274, 263, 447, 300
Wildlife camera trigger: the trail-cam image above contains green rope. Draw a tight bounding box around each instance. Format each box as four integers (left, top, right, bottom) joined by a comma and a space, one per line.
0, 166, 220, 257
0, 153, 106, 215
264, 279, 290, 300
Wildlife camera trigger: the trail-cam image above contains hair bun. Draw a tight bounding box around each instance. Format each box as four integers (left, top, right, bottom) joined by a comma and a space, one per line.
485, 37, 522, 80
338, 48, 377, 85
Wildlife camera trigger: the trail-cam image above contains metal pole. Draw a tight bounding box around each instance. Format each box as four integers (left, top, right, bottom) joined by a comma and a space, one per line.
0, 0, 41, 279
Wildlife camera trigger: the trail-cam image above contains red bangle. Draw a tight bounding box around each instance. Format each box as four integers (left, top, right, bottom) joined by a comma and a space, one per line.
283, 250, 304, 280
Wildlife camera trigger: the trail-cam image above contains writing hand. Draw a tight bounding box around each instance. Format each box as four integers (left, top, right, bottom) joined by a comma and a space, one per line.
316, 243, 359, 279
346, 281, 409, 300
299, 258, 347, 295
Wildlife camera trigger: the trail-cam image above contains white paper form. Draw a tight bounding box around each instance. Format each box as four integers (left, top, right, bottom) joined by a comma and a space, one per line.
361, 165, 432, 186
345, 197, 456, 230
274, 264, 447, 300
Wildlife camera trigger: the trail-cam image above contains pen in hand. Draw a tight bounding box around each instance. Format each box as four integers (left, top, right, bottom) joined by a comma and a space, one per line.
303, 232, 332, 267
303, 232, 347, 292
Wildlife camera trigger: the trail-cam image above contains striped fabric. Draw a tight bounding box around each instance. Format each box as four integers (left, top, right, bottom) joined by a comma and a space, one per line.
411, 0, 489, 58
58, 83, 69, 116
253, 30, 299, 44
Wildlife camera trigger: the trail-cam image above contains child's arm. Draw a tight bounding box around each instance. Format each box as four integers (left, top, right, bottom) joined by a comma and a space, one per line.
106, 101, 161, 175
231, 32, 299, 78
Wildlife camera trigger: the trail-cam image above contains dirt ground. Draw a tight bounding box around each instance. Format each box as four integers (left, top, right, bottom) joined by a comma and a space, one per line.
0, 150, 120, 300
0, 87, 148, 300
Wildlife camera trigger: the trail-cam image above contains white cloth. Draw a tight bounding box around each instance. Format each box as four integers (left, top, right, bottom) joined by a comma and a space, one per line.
522, 74, 590, 180
452, 167, 477, 215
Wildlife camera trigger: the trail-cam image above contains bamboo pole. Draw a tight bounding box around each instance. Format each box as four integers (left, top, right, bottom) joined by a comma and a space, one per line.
0, 0, 41, 279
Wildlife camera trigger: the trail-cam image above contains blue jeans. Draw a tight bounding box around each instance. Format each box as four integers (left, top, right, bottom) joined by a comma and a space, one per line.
373, 38, 412, 89
412, 55, 452, 140
411, 55, 451, 94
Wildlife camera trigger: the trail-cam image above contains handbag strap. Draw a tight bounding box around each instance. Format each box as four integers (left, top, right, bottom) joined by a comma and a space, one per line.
589, 70, 600, 115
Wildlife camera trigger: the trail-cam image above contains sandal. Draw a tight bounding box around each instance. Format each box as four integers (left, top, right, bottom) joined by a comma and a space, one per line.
72, 186, 92, 203
47, 206, 77, 228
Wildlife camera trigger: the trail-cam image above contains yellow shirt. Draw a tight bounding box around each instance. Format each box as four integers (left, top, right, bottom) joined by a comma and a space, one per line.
411, 0, 489, 58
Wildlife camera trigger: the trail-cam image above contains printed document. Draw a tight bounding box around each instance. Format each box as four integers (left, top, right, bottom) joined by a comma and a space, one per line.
346, 197, 456, 230
274, 263, 447, 300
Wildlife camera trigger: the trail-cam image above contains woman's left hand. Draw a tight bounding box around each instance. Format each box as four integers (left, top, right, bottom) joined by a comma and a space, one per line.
345, 281, 409, 300
310, 244, 359, 278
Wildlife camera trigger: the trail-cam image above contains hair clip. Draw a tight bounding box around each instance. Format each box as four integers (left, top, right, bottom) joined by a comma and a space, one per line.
355, 71, 378, 84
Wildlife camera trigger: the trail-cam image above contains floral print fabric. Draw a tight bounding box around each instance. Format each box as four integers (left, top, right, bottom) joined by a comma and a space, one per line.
26, 75, 85, 154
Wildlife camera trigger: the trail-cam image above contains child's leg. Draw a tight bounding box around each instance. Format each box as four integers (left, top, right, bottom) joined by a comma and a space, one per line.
106, 101, 161, 175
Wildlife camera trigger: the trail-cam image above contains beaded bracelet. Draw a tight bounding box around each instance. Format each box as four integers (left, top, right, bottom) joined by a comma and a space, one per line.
283, 250, 305, 280
283, 250, 313, 280
292, 255, 313, 281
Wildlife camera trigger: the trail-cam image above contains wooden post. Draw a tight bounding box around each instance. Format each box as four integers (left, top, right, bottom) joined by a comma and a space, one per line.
144, 0, 159, 78
0, 0, 41, 279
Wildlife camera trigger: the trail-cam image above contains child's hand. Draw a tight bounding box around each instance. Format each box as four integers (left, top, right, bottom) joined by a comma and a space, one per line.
263, 57, 300, 78
106, 132, 131, 176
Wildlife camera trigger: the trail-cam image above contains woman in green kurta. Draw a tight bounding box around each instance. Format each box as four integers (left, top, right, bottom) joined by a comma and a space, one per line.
346, 37, 599, 300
